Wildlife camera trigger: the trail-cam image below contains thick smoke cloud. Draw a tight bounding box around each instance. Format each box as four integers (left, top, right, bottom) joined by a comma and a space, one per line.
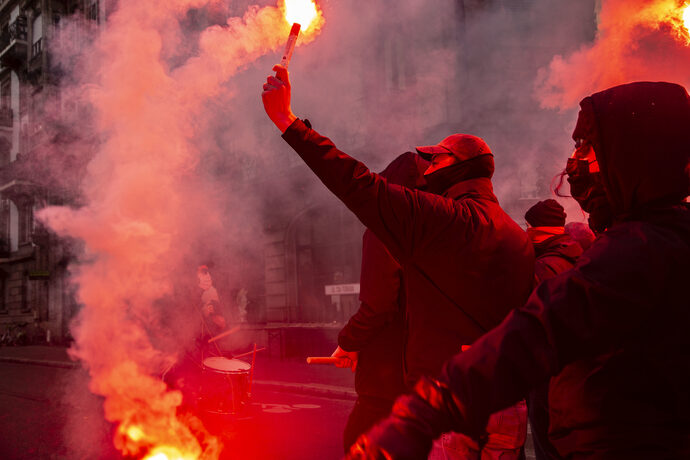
38, 0, 305, 457
24, 0, 689, 456
537, 0, 690, 110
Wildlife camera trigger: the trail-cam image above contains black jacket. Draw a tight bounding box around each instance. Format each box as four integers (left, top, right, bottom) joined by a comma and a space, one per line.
338, 152, 429, 401
283, 122, 534, 388
339, 229, 407, 401
350, 82, 690, 459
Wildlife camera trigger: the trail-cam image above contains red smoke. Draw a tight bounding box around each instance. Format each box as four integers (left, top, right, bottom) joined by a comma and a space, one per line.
537, 0, 690, 109
36, 1, 323, 458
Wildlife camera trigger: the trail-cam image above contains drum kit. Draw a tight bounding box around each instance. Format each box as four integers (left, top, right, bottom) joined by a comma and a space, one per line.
192, 323, 266, 416
200, 355, 252, 415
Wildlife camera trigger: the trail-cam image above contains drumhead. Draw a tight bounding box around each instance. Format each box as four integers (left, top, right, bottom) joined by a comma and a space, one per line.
203, 356, 251, 372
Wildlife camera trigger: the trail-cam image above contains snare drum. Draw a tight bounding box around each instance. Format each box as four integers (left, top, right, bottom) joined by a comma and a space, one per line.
200, 357, 251, 414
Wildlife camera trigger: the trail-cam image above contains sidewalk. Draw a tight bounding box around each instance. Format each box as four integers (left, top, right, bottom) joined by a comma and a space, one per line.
0, 345, 357, 400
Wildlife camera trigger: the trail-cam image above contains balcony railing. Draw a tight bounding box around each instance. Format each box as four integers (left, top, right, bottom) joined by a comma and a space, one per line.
0, 18, 27, 50
0, 17, 28, 69
0, 107, 11, 128
31, 38, 42, 59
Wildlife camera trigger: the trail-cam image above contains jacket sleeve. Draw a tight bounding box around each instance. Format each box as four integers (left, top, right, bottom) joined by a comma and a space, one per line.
282, 119, 469, 263
347, 227, 677, 459
338, 230, 402, 352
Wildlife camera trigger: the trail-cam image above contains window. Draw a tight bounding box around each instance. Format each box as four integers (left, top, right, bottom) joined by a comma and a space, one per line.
0, 275, 6, 314
32, 14, 42, 43
0, 200, 7, 255
1, 79, 10, 109
8, 199, 18, 252
18, 200, 33, 246
0, 79, 12, 130
31, 14, 42, 58
88, 2, 99, 23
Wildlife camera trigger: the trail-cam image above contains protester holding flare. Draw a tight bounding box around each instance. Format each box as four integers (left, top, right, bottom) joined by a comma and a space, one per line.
339, 81, 690, 459
262, 65, 534, 458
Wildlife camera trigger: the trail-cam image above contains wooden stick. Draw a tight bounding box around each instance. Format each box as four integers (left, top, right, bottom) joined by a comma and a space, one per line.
234, 347, 266, 359
207, 325, 240, 344
306, 356, 351, 365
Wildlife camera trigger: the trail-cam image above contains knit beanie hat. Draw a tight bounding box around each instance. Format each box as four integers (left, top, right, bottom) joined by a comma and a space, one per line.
525, 199, 566, 227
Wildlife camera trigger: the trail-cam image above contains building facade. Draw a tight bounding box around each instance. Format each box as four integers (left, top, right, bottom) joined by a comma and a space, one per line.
0, 0, 105, 343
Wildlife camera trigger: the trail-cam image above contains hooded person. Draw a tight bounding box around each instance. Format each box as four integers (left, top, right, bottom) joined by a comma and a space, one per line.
335, 152, 429, 453
344, 80, 690, 460
262, 65, 535, 459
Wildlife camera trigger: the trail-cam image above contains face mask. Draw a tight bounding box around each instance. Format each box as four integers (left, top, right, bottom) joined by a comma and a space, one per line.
424, 166, 458, 195
424, 154, 494, 195
566, 158, 612, 232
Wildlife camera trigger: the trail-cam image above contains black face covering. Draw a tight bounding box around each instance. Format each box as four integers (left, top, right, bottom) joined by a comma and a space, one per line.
566, 158, 612, 232
424, 154, 494, 195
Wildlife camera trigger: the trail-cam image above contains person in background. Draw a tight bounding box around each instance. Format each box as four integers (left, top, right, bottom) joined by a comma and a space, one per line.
346, 81, 690, 460
525, 199, 583, 283
262, 65, 534, 459
524, 199, 583, 460
333, 152, 429, 452
198, 264, 226, 336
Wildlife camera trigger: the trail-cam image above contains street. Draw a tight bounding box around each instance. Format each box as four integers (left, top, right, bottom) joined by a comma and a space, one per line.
0, 361, 352, 459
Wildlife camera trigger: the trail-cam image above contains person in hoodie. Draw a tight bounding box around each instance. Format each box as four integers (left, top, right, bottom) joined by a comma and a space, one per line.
524, 199, 582, 460
345, 80, 690, 460
334, 152, 428, 453
261, 65, 535, 458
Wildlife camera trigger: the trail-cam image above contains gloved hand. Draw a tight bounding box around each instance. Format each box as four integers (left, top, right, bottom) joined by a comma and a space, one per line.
345, 377, 464, 460
331, 345, 359, 372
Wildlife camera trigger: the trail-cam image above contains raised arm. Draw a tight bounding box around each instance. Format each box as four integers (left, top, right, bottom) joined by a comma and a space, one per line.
262, 66, 467, 263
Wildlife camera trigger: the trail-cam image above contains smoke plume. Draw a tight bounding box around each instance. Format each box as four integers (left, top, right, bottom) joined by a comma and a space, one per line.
24, 0, 690, 457
38, 0, 319, 457
537, 0, 690, 109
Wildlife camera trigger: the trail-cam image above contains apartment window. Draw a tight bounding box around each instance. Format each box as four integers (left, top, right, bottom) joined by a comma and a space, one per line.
0, 275, 6, 314
18, 200, 33, 246
0, 199, 16, 255
0, 138, 10, 165
2, 199, 20, 253
0, 79, 12, 130
32, 14, 42, 58
88, 2, 99, 23
383, 33, 415, 91
0, 200, 8, 258
1, 79, 10, 109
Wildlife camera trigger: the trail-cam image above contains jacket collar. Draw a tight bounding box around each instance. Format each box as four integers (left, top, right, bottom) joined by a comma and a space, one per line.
443, 177, 498, 203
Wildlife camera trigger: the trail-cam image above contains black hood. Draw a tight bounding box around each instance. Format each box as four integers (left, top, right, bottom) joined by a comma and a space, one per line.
573, 81, 690, 218
379, 151, 430, 188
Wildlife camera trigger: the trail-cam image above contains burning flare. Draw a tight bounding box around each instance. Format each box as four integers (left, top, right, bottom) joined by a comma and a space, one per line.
669, 1, 690, 44
283, 0, 319, 31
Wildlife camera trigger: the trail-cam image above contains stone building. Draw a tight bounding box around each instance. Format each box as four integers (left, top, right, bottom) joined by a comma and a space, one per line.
0, 0, 106, 343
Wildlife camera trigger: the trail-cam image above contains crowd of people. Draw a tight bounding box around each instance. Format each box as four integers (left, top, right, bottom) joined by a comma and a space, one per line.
262, 68, 690, 459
